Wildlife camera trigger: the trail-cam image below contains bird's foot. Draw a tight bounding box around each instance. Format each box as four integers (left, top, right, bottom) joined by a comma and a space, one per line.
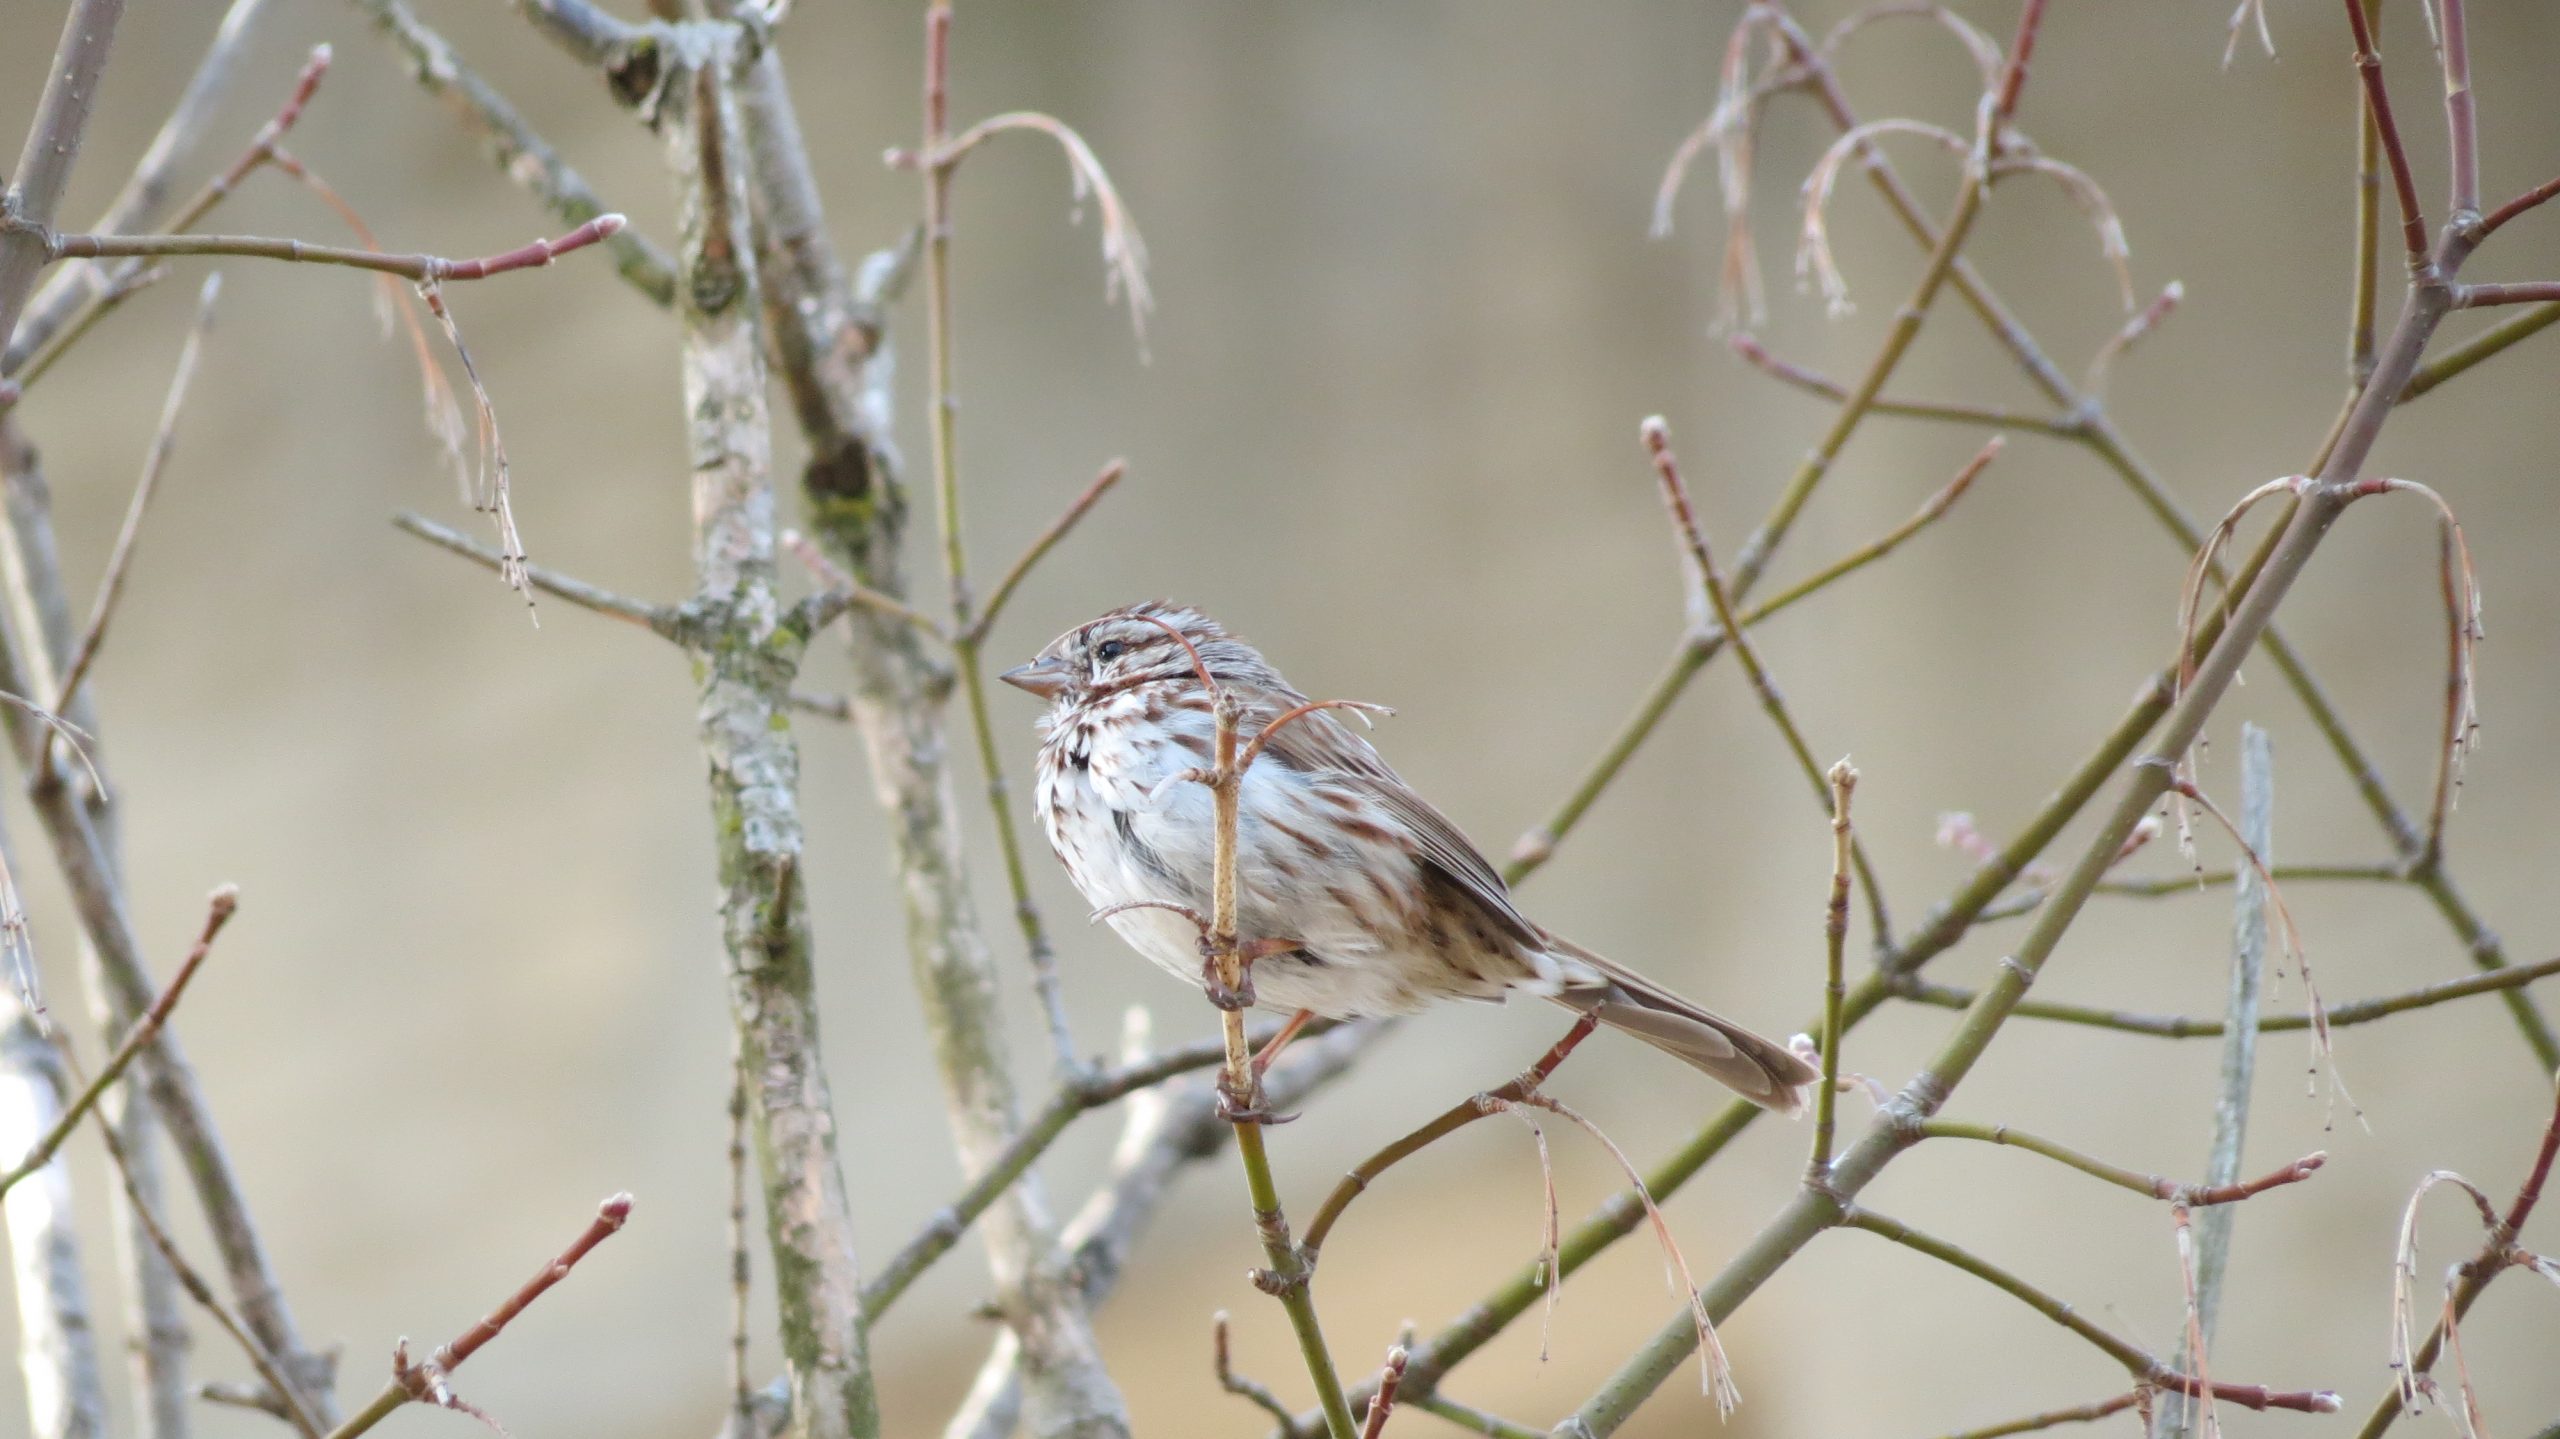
1214, 1068, 1300, 1126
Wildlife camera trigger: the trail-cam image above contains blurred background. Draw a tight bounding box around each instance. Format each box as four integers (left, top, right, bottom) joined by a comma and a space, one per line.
3, 1, 2558, 1435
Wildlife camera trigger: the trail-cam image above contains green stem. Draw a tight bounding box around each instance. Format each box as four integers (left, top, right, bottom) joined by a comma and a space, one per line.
1892, 953, 2560, 1040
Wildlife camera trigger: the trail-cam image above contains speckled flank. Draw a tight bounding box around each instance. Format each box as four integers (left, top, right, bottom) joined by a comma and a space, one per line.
1016, 603, 1817, 1113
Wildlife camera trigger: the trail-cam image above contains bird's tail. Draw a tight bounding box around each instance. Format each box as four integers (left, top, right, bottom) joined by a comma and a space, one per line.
1543, 938, 1816, 1115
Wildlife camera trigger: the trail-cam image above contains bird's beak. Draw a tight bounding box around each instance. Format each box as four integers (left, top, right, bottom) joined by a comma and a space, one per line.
1000, 656, 1074, 699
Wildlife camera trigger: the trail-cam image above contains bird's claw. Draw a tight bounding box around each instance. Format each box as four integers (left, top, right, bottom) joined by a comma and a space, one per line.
1215, 1070, 1300, 1126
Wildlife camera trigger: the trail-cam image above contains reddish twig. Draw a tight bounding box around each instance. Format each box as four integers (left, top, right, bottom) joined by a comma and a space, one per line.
1358, 1346, 1409, 1439
323, 1193, 635, 1439
35, 214, 627, 285
2452, 280, 2560, 308
2342, 0, 2429, 264
0, 886, 236, 1198
2477, 175, 2560, 240
962, 457, 1126, 644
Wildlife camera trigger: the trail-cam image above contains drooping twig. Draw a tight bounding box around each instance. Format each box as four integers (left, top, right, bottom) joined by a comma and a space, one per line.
1735, 437, 2003, 630
1300, 1015, 1597, 1265
1213, 1311, 1298, 1429
1730, 336, 2079, 436
321, 1194, 634, 1439
2356, 1076, 2560, 1439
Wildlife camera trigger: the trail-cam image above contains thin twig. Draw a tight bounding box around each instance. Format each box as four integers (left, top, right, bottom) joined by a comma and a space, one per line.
1842, 1209, 2339, 1414
1890, 953, 2560, 1037
347, 0, 677, 305
47, 274, 221, 751
961, 458, 1125, 645
1736, 437, 2002, 631
0, 887, 235, 1200
80, 1077, 326, 1439
30, 215, 628, 286
393, 513, 673, 634
1643, 417, 1889, 933
1810, 761, 1856, 1178
1918, 1120, 2322, 1206
321, 1194, 634, 1439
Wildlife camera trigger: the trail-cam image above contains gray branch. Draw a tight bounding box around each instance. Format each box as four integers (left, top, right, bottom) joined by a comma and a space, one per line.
714, 16, 1130, 1437
656, 48, 880, 1439
0, 986, 108, 1439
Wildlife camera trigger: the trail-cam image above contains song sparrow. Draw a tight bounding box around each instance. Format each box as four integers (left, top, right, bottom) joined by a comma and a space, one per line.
1002, 601, 1817, 1113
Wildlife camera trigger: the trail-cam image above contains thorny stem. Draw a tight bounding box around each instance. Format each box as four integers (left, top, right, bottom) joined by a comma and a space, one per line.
2344, 0, 2427, 263
1509, 21, 2009, 936
1811, 762, 1855, 1179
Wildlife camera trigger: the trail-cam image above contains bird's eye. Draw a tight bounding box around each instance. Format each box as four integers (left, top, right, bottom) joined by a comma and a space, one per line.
1095, 640, 1127, 662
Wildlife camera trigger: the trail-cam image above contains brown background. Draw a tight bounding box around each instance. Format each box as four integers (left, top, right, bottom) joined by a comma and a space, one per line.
2, 1, 2558, 1435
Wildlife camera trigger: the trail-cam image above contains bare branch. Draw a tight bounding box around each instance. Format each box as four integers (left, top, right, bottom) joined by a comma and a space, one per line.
49, 274, 221, 738
963, 457, 1126, 645
32, 215, 627, 285
324, 1194, 634, 1439
394, 513, 674, 635
0, 887, 235, 1200
348, 0, 677, 304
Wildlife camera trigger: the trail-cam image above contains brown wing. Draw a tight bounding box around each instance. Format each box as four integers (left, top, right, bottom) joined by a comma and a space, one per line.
1250, 697, 1544, 947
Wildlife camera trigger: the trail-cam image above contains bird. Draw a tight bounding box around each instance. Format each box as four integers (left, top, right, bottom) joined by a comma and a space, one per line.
1002, 601, 1818, 1113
